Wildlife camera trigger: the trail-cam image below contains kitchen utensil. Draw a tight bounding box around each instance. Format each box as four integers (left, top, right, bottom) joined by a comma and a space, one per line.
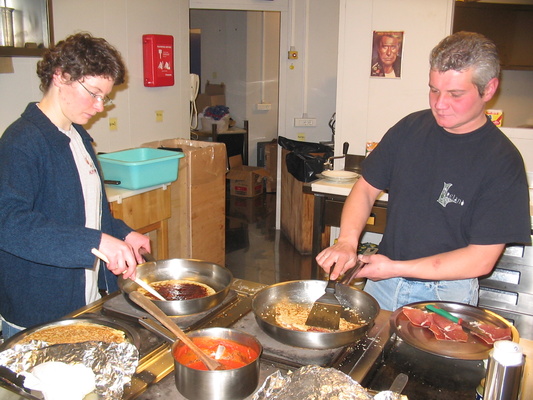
390, 301, 518, 360
91, 248, 167, 301
172, 327, 262, 400
129, 291, 222, 371
341, 246, 379, 285
389, 372, 409, 395
252, 280, 380, 349
425, 304, 493, 343
117, 255, 233, 316
305, 278, 342, 330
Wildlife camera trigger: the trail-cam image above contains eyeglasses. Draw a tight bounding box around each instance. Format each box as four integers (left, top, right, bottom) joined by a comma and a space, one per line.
78, 81, 113, 106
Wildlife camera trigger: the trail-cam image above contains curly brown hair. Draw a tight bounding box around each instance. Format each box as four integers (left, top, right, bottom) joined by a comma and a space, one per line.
36, 32, 126, 92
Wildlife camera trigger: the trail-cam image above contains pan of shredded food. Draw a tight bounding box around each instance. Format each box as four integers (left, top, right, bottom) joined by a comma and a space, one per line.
252, 280, 380, 349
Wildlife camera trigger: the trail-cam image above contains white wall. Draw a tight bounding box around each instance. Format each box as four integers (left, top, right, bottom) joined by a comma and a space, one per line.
282, 0, 340, 144
335, 0, 455, 157
0, 0, 191, 153
189, 9, 281, 165
190, 0, 340, 146
1, 0, 340, 156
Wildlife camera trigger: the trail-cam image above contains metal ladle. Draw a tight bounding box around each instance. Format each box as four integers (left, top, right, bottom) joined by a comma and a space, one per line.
129, 291, 222, 371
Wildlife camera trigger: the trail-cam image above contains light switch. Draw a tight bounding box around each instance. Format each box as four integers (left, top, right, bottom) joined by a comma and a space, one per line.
109, 118, 118, 131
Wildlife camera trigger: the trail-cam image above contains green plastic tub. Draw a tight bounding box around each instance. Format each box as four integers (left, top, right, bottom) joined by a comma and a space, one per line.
98, 148, 184, 190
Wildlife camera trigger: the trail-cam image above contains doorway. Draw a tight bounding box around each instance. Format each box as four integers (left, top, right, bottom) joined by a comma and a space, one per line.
189, 9, 281, 167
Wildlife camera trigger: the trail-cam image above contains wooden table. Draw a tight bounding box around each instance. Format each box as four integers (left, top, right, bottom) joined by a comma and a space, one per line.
105, 183, 171, 259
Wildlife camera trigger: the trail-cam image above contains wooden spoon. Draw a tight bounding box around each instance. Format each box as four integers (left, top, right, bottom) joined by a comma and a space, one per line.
128, 291, 222, 371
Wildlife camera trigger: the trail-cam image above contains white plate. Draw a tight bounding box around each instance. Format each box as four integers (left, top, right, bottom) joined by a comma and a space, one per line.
321, 170, 359, 179
318, 170, 359, 183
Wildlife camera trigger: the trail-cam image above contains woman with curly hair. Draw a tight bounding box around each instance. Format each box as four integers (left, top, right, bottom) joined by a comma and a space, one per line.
0, 33, 150, 339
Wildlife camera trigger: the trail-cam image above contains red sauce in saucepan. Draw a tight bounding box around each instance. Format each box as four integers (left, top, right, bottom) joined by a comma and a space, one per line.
173, 337, 259, 371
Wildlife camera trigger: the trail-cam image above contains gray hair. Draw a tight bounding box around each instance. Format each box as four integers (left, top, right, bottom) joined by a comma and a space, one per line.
430, 31, 500, 96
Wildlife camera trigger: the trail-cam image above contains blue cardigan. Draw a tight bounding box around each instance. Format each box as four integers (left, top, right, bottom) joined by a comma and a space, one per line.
0, 103, 132, 328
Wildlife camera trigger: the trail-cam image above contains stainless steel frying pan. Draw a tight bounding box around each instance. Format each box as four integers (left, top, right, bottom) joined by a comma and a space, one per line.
252, 280, 380, 349
118, 254, 233, 316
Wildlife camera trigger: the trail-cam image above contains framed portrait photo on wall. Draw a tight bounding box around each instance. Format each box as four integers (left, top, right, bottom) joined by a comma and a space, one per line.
370, 31, 404, 78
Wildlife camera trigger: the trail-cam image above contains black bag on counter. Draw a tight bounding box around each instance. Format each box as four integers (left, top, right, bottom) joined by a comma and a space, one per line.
278, 136, 334, 183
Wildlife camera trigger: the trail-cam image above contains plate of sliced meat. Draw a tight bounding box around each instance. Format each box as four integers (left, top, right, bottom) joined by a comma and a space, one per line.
390, 301, 518, 360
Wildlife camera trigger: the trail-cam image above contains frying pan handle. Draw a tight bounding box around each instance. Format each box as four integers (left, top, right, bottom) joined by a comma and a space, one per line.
139, 247, 156, 262
340, 247, 378, 285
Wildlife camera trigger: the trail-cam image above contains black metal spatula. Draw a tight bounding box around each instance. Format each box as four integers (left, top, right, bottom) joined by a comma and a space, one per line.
306, 278, 342, 330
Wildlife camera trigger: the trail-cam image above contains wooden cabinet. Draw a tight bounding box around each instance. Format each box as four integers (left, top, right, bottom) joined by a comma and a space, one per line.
280, 149, 315, 254
454, 2, 533, 70
140, 139, 227, 266
107, 185, 171, 260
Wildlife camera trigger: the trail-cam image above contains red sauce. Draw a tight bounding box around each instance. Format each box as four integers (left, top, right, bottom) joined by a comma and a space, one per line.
173, 337, 259, 371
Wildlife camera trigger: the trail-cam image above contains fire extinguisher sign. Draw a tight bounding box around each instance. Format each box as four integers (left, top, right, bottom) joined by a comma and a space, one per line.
143, 34, 175, 87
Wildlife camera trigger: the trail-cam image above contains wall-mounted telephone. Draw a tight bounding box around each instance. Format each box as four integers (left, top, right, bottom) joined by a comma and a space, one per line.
190, 73, 200, 129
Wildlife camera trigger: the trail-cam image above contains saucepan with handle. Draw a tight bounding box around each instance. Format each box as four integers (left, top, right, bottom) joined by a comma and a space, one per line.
118, 250, 233, 316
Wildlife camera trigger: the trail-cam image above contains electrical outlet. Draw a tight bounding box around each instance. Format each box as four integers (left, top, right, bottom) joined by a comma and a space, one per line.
294, 118, 317, 127
256, 103, 272, 111
109, 118, 118, 131
297, 133, 306, 141
156, 110, 164, 122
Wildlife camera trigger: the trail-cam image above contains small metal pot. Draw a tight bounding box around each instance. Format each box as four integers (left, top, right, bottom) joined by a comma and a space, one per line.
252, 280, 380, 349
172, 327, 262, 400
118, 258, 233, 316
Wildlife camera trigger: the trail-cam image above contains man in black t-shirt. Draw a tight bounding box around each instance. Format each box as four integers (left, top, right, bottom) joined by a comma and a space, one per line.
316, 32, 531, 311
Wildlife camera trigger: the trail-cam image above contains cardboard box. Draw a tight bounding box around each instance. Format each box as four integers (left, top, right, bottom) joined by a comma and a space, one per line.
141, 139, 227, 266
205, 81, 226, 95
196, 93, 226, 114
227, 155, 270, 197
196, 81, 227, 114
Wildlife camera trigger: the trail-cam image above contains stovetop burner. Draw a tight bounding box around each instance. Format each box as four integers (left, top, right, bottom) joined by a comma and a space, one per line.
102, 290, 239, 330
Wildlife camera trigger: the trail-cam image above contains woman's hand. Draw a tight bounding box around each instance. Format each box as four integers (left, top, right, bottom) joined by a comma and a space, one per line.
97, 232, 150, 280
124, 231, 151, 264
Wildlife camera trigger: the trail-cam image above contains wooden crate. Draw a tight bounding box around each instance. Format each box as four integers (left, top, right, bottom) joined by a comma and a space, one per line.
141, 139, 227, 266
280, 149, 314, 254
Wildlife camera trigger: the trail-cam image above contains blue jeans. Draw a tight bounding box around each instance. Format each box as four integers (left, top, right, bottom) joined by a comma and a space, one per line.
1, 319, 24, 340
364, 277, 479, 311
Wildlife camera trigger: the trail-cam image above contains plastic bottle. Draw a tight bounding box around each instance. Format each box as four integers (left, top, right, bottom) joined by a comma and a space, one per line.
483, 340, 524, 400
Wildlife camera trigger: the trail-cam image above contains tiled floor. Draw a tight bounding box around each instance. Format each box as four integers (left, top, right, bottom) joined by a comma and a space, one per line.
225, 191, 313, 285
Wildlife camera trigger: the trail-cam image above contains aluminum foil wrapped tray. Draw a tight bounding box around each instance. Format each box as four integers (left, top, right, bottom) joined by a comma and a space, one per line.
0, 340, 138, 399
252, 365, 405, 400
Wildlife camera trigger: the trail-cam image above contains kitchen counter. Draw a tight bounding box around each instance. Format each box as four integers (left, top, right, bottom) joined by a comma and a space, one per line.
104, 182, 171, 204
310, 177, 388, 202
1, 278, 533, 399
